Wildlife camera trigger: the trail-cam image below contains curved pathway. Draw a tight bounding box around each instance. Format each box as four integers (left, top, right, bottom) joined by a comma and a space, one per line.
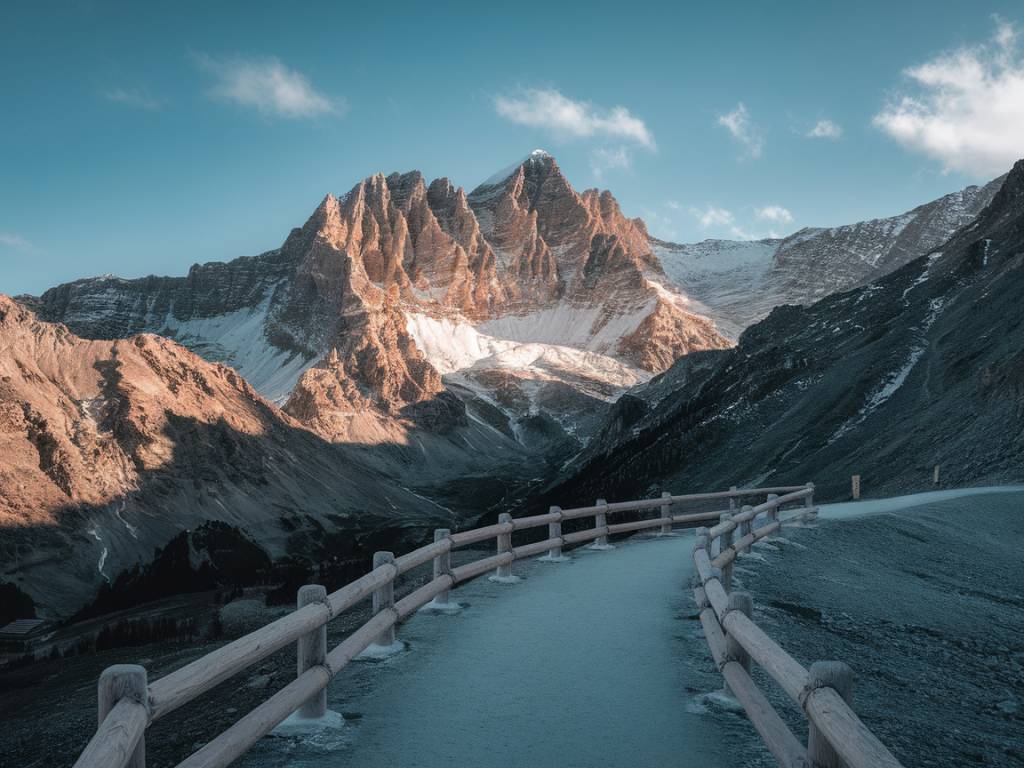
245, 533, 731, 768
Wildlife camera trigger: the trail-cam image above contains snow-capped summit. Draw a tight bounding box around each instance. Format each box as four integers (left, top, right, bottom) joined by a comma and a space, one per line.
477, 149, 554, 189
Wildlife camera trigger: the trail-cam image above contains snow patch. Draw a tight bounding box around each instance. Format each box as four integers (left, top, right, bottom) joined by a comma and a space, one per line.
357, 640, 407, 660
406, 312, 648, 394
158, 286, 319, 404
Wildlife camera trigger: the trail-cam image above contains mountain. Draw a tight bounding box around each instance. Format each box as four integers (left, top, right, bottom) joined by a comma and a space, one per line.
545, 161, 1024, 505
654, 176, 1004, 336
24, 152, 728, 503
0, 296, 450, 619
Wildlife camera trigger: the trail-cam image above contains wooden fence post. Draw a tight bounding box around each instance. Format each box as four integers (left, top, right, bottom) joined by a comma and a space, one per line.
659, 491, 673, 535
805, 482, 815, 516
98, 664, 148, 768
545, 506, 565, 560
592, 499, 613, 549
372, 551, 396, 647
724, 592, 753, 698
719, 512, 734, 592
852, 474, 861, 500
807, 661, 854, 768
296, 585, 327, 719
739, 505, 753, 552
767, 493, 779, 522
433, 529, 452, 605
729, 485, 737, 512
494, 513, 515, 580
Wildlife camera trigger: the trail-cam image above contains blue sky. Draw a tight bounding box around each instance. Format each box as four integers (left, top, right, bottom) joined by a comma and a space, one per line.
3, 0, 1024, 295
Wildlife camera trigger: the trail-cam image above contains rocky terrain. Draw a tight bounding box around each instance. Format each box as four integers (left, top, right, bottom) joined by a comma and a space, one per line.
655, 175, 1004, 336
546, 160, 1024, 505
8, 152, 1019, 621
27, 152, 726, 462
0, 296, 450, 619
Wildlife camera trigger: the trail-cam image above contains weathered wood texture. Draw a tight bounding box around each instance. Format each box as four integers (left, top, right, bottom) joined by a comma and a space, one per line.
432, 528, 452, 605
371, 552, 396, 647
296, 585, 327, 719
74, 666, 149, 768
692, 506, 905, 768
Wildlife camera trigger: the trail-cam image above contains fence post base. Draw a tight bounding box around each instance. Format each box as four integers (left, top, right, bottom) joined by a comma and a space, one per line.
296, 584, 327, 719
361, 552, 403, 658
658, 491, 675, 536
539, 508, 569, 562
490, 513, 521, 583
589, 499, 615, 550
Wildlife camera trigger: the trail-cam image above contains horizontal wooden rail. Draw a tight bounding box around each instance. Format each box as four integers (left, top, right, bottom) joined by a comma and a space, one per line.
147, 564, 394, 721
74, 482, 835, 768
74, 696, 149, 768
690, 488, 904, 768
694, 587, 807, 768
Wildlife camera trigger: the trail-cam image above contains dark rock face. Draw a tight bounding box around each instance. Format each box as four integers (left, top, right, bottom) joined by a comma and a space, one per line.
545, 161, 1024, 505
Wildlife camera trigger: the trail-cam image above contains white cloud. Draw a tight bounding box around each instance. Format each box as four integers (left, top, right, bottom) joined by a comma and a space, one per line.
590, 146, 632, 180
687, 205, 787, 241
755, 205, 794, 224
718, 103, 763, 158
101, 87, 166, 110
873, 18, 1024, 176
689, 205, 736, 229
806, 119, 842, 139
193, 53, 341, 119
494, 88, 655, 149
0, 233, 37, 253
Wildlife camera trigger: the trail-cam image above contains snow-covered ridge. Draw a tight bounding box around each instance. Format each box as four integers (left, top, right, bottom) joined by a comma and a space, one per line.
405, 312, 646, 392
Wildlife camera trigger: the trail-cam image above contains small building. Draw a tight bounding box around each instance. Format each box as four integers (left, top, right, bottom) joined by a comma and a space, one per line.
0, 618, 50, 653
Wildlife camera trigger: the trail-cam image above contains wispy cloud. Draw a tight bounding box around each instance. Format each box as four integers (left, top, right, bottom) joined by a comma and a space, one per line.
590, 146, 632, 180
0, 233, 37, 252
688, 205, 789, 240
689, 205, 736, 229
718, 103, 763, 158
755, 205, 794, 224
873, 17, 1024, 176
494, 88, 656, 149
806, 119, 842, 139
193, 53, 342, 119
101, 87, 166, 110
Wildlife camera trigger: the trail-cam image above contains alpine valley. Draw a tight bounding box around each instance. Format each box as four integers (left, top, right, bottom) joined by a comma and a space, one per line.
3, 151, 1011, 618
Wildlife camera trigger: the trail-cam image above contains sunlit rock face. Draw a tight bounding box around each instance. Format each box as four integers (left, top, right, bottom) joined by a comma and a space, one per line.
28, 152, 726, 454
0, 296, 449, 618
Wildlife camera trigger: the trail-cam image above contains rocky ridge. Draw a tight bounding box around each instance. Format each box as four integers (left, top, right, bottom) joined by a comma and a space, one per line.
654, 175, 1005, 335
26, 151, 727, 472
545, 161, 1024, 504
0, 296, 449, 618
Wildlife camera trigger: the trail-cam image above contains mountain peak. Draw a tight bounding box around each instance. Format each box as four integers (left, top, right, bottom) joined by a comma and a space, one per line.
474, 149, 557, 191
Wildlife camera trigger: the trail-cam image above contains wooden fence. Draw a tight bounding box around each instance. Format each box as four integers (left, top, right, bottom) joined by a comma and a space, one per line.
71, 483, 904, 768
691, 487, 904, 768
